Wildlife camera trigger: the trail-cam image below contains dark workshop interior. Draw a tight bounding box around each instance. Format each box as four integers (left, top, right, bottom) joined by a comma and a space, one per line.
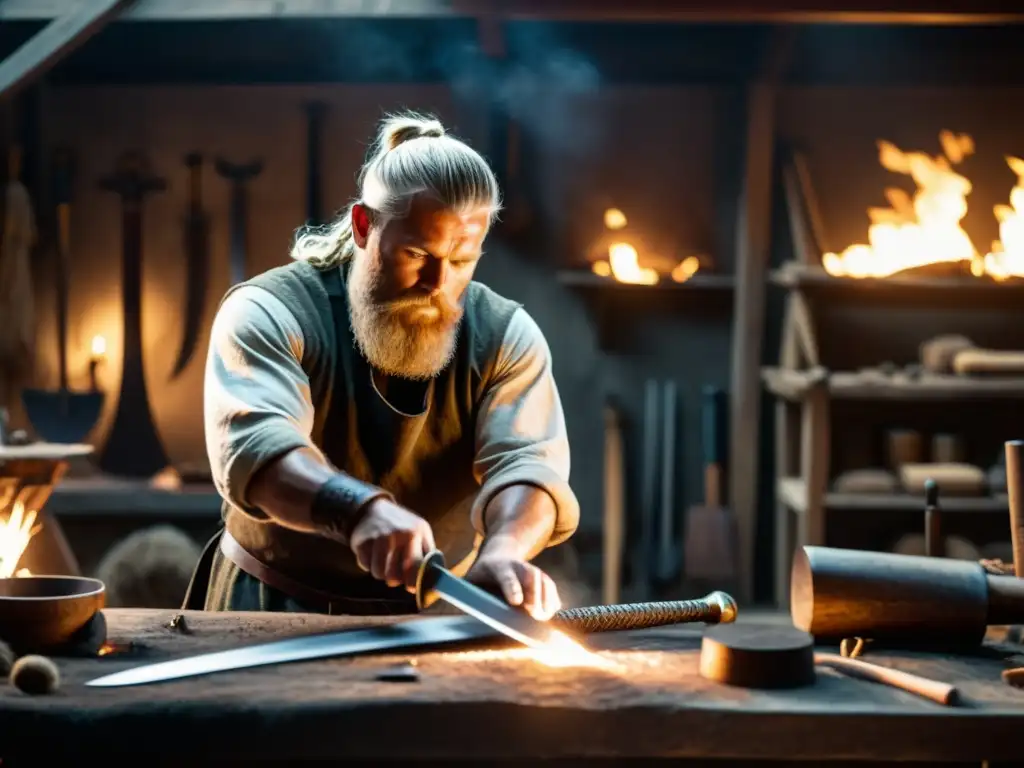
4, 1, 1024, 764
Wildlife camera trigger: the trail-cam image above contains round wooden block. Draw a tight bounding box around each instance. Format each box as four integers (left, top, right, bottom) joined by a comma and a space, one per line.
699, 624, 816, 689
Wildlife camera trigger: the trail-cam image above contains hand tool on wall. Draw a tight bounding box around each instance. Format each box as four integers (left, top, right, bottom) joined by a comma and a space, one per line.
791, 544, 1024, 648
169, 152, 210, 380
96, 153, 170, 478
86, 582, 738, 687
215, 157, 263, 287
654, 380, 679, 587
17, 147, 102, 443
602, 401, 626, 605
636, 379, 660, 598
304, 101, 327, 228
684, 386, 738, 583
1007, 440, 1024, 577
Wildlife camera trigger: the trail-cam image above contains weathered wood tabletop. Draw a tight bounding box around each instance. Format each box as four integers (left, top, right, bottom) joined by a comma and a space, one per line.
2, 608, 1024, 763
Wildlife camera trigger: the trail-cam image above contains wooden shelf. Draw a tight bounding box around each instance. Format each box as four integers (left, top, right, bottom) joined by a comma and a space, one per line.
762, 367, 1024, 402
48, 477, 222, 518
770, 262, 1024, 294
557, 269, 734, 292
778, 477, 1008, 515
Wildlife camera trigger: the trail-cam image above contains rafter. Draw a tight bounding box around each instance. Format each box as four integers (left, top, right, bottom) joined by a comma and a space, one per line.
0, 0, 134, 100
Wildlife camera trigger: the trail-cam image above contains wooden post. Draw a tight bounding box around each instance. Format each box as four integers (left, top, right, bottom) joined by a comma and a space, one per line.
729, 28, 793, 605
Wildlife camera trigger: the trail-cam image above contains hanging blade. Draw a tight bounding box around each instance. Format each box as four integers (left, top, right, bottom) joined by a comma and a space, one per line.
415, 550, 557, 649
169, 152, 210, 379
86, 615, 495, 688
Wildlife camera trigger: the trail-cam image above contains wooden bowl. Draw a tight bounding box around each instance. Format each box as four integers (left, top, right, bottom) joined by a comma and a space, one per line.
0, 576, 105, 653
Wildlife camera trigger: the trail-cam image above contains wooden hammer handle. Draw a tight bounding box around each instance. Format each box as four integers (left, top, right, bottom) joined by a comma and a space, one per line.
815, 653, 959, 706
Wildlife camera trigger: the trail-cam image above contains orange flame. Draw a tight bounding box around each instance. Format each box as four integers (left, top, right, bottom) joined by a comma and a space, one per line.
0, 501, 40, 578
591, 208, 702, 285
823, 131, 979, 278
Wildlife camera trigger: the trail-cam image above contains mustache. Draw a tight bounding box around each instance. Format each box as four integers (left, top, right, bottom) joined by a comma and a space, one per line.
383, 293, 462, 320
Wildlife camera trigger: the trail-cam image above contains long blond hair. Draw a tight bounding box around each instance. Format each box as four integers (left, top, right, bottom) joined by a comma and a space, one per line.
292, 112, 501, 269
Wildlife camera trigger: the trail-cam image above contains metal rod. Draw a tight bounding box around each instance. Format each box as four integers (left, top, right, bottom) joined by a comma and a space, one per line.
638, 379, 660, 596
924, 478, 943, 558
657, 381, 677, 583
1006, 440, 1024, 578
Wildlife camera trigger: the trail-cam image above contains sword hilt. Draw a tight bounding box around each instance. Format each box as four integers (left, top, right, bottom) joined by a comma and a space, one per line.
552, 592, 738, 634
417, 551, 737, 633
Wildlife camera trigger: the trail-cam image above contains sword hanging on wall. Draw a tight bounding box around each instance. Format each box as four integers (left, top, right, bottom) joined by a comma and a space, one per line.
215, 157, 263, 287
96, 152, 170, 478
169, 152, 209, 379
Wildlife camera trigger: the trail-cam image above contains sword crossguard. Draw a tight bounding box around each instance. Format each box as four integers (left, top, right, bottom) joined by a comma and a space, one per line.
215, 156, 264, 184
415, 549, 446, 611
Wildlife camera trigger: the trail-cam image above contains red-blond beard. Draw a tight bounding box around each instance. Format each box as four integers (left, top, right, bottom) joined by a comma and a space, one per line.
346, 251, 464, 380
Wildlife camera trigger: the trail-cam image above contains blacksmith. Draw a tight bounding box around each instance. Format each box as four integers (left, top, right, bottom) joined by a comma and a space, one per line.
184, 113, 578, 620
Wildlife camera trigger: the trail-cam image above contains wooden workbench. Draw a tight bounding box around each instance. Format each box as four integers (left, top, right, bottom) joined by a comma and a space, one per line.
1, 609, 1023, 764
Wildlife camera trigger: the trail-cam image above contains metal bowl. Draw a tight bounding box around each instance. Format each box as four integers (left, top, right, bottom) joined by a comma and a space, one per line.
0, 576, 106, 652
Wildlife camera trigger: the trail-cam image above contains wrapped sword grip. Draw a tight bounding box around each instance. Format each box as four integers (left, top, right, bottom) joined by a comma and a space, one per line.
552, 591, 738, 634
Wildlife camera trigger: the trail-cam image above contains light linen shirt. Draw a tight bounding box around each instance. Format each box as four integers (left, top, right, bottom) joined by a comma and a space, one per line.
204, 285, 580, 545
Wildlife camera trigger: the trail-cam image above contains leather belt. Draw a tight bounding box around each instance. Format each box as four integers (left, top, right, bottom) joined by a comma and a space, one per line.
218, 529, 414, 616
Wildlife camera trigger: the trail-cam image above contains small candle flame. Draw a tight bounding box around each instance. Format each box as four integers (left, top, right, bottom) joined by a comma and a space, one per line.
90, 335, 107, 358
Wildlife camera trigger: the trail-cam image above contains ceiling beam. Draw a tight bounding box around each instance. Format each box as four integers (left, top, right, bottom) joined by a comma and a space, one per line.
0, 0, 134, 100
2, 0, 1023, 25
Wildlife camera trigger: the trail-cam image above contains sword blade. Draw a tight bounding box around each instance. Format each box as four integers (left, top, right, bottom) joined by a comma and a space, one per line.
85, 616, 495, 688
427, 562, 555, 649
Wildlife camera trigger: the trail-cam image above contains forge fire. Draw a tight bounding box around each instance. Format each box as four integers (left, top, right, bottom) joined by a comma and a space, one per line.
822, 130, 1024, 280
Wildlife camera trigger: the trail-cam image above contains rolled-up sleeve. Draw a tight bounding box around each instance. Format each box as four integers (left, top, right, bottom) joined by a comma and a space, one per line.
204, 286, 321, 516
470, 307, 580, 547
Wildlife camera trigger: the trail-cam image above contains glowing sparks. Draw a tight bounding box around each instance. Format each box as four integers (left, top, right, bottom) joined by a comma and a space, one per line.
0, 501, 40, 578
445, 631, 620, 670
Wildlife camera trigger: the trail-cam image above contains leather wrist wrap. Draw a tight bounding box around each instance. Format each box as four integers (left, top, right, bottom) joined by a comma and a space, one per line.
310, 474, 393, 546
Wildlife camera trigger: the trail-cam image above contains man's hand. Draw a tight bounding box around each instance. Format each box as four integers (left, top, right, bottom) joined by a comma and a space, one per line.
466, 544, 562, 621
349, 498, 436, 592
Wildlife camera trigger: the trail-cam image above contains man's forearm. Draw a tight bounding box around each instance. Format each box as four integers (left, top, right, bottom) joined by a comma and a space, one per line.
247, 447, 390, 544
479, 484, 558, 561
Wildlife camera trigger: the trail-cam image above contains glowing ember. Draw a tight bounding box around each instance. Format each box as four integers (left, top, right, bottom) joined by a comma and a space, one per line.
604, 208, 628, 230
671, 255, 701, 283
592, 208, 702, 285
0, 501, 40, 578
